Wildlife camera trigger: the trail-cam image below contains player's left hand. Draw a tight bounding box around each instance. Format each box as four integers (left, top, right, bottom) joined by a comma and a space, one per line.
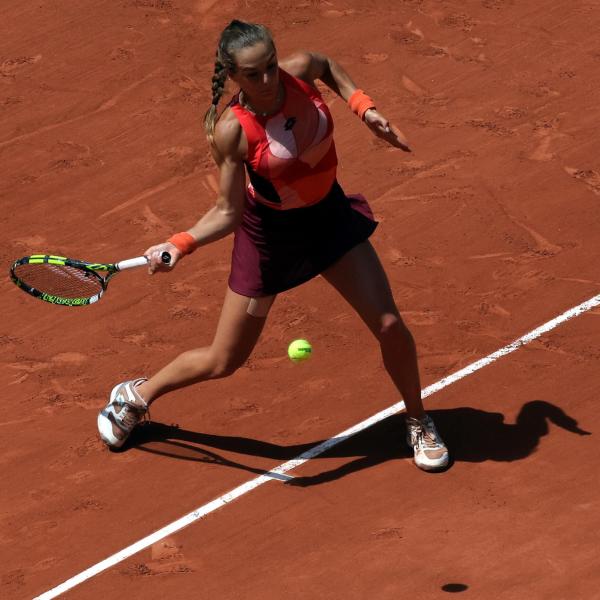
364, 109, 411, 152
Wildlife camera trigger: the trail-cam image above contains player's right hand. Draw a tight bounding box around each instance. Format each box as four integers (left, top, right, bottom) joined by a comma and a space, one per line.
144, 242, 182, 274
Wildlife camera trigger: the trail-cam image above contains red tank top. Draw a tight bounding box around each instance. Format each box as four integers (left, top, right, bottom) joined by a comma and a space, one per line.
229, 69, 338, 210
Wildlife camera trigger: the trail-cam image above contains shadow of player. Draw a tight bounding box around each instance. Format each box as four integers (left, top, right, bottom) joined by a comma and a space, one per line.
125, 400, 590, 486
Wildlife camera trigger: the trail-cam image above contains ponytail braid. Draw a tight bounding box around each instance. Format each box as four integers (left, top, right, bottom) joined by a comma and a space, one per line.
203, 58, 228, 143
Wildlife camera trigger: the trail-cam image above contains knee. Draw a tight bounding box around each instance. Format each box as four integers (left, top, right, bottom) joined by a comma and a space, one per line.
378, 313, 415, 347
209, 351, 247, 379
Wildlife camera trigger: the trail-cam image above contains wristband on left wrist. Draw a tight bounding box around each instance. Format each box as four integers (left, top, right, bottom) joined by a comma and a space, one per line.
348, 89, 376, 121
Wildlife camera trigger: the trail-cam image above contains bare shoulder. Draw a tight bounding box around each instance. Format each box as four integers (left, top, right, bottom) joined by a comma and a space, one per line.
279, 51, 312, 77
212, 107, 246, 164
279, 51, 324, 85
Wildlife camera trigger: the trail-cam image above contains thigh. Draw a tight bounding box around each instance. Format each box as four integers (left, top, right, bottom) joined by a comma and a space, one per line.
211, 288, 276, 363
320, 241, 400, 334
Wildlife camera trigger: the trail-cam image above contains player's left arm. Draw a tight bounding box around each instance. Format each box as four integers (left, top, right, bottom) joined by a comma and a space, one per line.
282, 51, 410, 151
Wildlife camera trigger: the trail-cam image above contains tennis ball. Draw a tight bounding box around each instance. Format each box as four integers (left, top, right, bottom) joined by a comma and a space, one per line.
288, 339, 312, 363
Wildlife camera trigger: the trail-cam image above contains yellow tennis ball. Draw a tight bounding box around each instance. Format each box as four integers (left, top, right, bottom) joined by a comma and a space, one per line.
288, 339, 312, 363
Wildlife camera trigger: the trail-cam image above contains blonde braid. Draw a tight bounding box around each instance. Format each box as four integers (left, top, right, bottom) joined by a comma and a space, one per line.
203, 58, 227, 143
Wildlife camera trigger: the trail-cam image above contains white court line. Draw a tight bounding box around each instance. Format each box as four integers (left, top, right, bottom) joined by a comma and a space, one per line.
34, 292, 600, 600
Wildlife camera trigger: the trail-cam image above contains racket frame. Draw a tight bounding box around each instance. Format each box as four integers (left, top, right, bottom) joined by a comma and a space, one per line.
9, 253, 163, 307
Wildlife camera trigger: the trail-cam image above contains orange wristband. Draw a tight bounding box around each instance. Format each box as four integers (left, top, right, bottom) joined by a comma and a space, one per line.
348, 89, 376, 120
168, 232, 198, 256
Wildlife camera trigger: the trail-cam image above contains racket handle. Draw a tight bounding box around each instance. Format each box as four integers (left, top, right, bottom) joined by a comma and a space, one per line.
116, 256, 151, 270
116, 252, 172, 271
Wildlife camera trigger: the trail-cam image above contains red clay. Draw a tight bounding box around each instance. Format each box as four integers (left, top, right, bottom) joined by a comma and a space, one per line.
1, 1, 599, 599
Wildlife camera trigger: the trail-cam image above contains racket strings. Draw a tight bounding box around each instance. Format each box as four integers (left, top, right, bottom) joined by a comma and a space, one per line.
14, 263, 103, 299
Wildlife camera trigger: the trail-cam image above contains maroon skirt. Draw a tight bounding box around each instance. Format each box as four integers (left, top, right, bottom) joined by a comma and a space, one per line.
229, 180, 378, 297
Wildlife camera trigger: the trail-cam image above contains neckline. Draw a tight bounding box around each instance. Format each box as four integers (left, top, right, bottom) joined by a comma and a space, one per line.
239, 81, 285, 118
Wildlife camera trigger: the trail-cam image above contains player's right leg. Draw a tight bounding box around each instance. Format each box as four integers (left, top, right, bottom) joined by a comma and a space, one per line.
97, 288, 275, 448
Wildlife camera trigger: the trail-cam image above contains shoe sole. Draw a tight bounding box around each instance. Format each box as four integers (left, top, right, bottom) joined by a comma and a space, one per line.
414, 457, 449, 471
413, 449, 449, 471
407, 435, 449, 471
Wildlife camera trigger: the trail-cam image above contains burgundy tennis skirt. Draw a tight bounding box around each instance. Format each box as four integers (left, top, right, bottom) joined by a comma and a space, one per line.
228, 180, 378, 297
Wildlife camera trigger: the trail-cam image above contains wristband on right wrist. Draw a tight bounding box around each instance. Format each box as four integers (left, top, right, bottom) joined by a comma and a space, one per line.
167, 232, 198, 256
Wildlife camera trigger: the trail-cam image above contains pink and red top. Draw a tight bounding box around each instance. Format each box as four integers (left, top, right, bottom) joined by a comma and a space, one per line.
229, 69, 338, 210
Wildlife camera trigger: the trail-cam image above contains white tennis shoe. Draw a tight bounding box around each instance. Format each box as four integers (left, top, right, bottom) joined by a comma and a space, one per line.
97, 378, 148, 448
406, 414, 449, 471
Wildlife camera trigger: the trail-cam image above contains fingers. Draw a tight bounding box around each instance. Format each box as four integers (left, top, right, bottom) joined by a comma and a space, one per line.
144, 243, 180, 274
365, 110, 388, 131
375, 119, 391, 134
365, 112, 412, 152
380, 123, 410, 151
373, 124, 411, 152
387, 123, 411, 152
148, 250, 165, 274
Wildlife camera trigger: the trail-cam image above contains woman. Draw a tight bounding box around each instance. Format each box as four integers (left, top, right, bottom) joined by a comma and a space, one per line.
97, 20, 448, 471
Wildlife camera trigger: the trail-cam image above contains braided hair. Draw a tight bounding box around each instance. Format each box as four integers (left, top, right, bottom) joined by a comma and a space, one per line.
204, 20, 274, 143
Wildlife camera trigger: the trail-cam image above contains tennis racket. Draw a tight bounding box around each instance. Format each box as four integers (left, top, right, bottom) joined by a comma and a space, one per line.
9, 252, 171, 306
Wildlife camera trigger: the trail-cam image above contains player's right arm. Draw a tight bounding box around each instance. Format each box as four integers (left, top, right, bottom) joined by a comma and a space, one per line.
145, 112, 247, 273
186, 115, 247, 246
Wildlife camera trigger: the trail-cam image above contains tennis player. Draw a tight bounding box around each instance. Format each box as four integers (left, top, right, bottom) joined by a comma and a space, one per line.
97, 20, 449, 471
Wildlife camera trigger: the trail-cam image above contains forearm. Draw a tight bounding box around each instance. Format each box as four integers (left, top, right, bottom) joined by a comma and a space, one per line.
187, 203, 241, 247
316, 54, 358, 101
310, 52, 410, 151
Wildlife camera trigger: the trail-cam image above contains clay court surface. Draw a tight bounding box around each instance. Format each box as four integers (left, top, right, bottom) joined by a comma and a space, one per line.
2, 0, 600, 598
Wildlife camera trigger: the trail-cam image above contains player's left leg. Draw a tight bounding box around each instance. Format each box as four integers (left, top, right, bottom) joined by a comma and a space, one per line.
321, 240, 448, 470
321, 241, 423, 415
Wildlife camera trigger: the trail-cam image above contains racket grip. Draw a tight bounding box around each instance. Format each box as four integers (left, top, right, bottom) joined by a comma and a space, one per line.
117, 256, 153, 270
116, 253, 171, 271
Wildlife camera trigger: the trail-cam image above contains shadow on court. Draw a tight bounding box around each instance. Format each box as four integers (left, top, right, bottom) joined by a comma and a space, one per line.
126, 400, 590, 485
